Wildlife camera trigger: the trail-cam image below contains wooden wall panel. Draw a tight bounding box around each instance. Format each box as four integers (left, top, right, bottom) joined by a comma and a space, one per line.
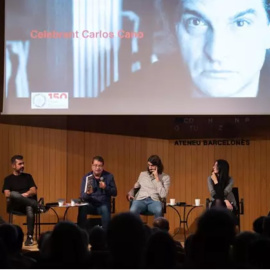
1, 123, 270, 237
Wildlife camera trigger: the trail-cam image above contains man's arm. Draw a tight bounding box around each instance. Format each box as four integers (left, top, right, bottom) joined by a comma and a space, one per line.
156, 174, 170, 199
21, 186, 37, 198
127, 173, 142, 200
104, 175, 117, 196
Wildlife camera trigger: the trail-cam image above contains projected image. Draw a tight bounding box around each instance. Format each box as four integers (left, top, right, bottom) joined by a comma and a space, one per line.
5, 0, 157, 99
174, 0, 270, 97
3, 0, 270, 115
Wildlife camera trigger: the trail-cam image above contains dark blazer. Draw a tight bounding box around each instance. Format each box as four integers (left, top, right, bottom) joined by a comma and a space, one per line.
80, 170, 117, 207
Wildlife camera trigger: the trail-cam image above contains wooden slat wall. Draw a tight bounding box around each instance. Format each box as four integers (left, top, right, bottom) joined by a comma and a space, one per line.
1, 123, 270, 235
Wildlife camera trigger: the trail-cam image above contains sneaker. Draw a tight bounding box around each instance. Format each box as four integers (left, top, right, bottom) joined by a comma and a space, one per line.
24, 235, 34, 246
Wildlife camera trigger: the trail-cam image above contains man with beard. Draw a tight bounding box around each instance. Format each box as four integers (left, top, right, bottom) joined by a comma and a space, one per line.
2, 155, 40, 246
127, 155, 170, 218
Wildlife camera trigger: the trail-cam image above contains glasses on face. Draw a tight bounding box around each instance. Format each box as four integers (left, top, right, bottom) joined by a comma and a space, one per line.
92, 164, 103, 168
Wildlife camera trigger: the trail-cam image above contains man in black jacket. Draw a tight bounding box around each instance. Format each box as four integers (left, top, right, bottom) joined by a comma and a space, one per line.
77, 156, 117, 231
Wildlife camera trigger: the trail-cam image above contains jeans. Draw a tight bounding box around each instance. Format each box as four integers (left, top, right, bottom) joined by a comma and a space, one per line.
77, 203, 111, 231
9, 191, 38, 236
130, 197, 163, 218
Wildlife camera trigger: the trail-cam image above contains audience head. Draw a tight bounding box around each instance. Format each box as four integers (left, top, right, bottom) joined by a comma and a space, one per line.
89, 225, 107, 251
253, 216, 265, 234
0, 224, 18, 254
185, 208, 236, 268
153, 217, 170, 232
37, 231, 52, 260
232, 231, 259, 268
145, 230, 178, 269
48, 221, 89, 266
13, 225, 24, 253
197, 208, 236, 241
107, 212, 146, 268
263, 216, 270, 237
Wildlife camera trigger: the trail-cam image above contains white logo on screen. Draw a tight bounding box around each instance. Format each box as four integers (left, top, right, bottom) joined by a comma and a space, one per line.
33, 94, 46, 107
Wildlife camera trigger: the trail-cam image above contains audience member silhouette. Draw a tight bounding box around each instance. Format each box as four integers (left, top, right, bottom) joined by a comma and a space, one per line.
262, 216, 270, 238
0, 239, 9, 269
248, 236, 270, 268
1, 210, 270, 269
231, 231, 259, 268
153, 217, 185, 264
0, 223, 36, 268
44, 221, 89, 268
185, 208, 236, 268
106, 212, 146, 268
89, 225, 107, 251
145, 230, 179, 269
253, 215, 265, 234
87, 225, 110, 268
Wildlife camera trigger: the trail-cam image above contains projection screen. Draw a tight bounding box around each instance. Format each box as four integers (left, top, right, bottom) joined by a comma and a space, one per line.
3, 0, 270, 115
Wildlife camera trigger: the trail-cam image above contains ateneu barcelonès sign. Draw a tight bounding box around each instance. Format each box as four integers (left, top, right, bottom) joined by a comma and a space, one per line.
174, 139, 250, 146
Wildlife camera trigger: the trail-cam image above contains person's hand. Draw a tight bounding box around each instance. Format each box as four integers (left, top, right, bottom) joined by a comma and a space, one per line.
152, 166, 159, 180
211, 172, 218, 184
224, 199, 233, 210
99, 181, 106, 189
127, 194, 134, 201
21, 192, 29, 197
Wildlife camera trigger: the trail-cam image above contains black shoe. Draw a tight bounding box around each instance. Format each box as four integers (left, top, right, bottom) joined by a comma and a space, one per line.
24, 235, 34, 246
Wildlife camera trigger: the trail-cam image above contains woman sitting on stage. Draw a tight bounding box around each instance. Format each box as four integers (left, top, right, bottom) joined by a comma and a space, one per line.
207, 159, 237, 211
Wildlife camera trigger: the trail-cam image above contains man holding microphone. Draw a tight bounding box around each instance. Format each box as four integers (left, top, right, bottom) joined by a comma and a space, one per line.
77, 156, 117, 231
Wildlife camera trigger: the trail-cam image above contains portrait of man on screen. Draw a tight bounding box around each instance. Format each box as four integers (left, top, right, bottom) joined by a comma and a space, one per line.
169, 0, 270, 97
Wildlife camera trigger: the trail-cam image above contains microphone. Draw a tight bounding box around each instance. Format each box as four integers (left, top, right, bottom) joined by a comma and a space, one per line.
99, 176, 105, 190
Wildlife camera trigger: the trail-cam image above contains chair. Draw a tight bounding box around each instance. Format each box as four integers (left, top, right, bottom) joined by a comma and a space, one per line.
232, 187, 244, 229
205, 187, 244, 230
7, 196, 45, 240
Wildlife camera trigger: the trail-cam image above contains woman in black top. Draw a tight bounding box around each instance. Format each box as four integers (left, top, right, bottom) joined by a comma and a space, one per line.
207, 159, 237, 210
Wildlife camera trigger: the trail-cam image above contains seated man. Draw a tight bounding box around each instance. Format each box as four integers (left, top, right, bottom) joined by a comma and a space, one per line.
127, 155, 170, 218
77, 156, 117, 231
2, 155, 39, 246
